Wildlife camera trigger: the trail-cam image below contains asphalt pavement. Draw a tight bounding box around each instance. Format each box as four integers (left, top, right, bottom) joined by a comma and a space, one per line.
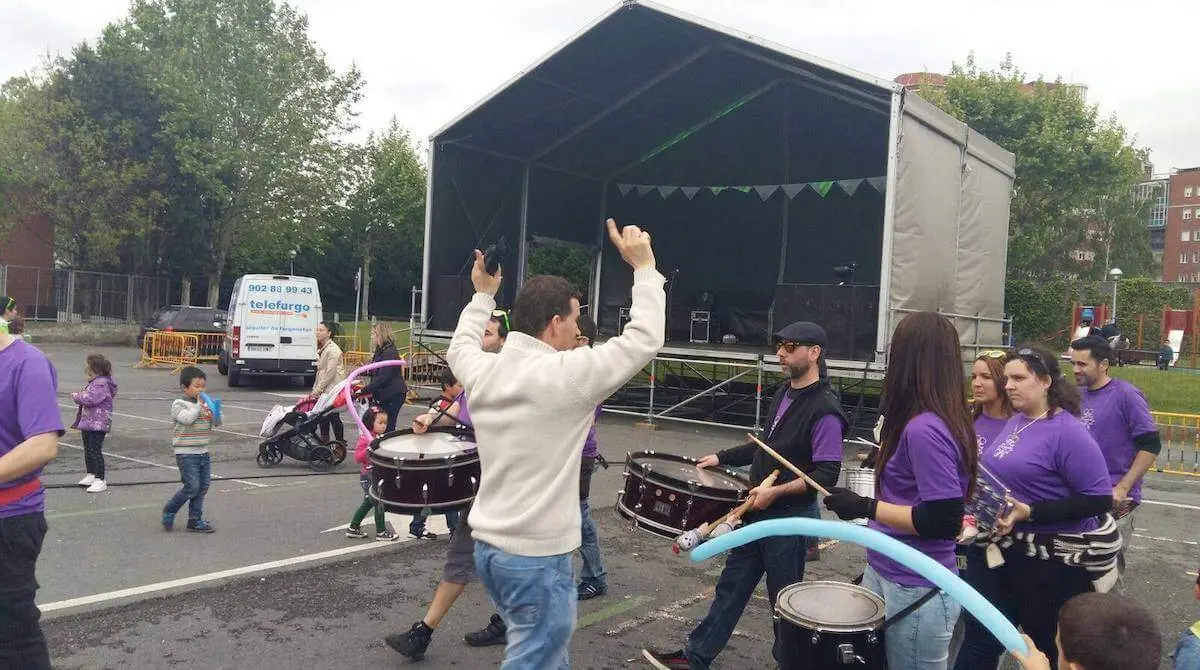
26, 344, 1200, 669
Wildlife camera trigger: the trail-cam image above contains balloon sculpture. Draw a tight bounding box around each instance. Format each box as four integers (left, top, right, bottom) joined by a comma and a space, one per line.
340, 359, 407, 435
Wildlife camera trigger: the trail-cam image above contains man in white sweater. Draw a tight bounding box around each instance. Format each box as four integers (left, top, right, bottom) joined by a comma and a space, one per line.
447, 218, 664, 669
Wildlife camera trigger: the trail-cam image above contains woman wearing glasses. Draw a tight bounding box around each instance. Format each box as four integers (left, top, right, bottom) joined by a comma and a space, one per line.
953, 346, 1114, 670
823, 312, 977, 670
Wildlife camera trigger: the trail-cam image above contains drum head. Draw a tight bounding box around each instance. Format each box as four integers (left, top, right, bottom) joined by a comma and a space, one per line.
628, 452, 748, 493
372, 426, 476, 459
776, 581, 885, 633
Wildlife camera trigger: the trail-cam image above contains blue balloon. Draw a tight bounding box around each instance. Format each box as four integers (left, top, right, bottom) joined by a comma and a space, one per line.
690, 518, 1027, 655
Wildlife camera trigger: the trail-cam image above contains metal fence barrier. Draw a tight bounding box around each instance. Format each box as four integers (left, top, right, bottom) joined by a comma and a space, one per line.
1153, 411, 1200, 475
0, 265, 171, 323
134, 332, 200, 372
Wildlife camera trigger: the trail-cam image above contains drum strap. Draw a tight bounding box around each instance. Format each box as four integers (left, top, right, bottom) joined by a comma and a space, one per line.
850, 571, 943, 632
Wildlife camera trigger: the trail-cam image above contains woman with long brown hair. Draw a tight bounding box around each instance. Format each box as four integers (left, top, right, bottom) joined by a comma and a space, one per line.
824, 312, 978, 670
971, 351, 1013, 453
953, 345, 1113, 670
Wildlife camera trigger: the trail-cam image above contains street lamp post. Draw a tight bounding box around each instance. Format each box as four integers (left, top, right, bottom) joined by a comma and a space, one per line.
289, 249, 298, 275
1108, 267, 1123, 323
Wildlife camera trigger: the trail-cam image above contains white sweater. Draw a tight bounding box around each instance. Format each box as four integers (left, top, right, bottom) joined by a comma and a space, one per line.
448, 268, 665, 556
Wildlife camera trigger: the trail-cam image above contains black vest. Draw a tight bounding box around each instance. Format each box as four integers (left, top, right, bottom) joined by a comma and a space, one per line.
749, 379, 846, 513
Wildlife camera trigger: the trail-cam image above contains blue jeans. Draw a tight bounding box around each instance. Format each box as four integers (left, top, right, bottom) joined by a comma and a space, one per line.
474, 541, 576, 670
164, 453, 211, 521
862, 565, 960, 670
578, 497, 607, 589
1175, 629, 1200, 669
685, 503, 816, 670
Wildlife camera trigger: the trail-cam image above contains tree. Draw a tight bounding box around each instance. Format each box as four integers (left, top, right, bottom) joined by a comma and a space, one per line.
919, 55, 1148, 279
105, 0, 363, 306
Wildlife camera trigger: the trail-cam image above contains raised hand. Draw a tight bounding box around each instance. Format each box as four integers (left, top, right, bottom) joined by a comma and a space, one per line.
605, 218, 655, 271
470, 249, 502, 298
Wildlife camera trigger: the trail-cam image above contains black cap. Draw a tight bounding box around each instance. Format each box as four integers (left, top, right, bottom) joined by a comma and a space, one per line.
773, 321, 827, 348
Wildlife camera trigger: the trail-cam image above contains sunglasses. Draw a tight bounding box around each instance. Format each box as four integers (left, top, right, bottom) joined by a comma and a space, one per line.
490, 309, 510, 332
978, 350, 1007, 360
775, 341, 815, 354
1012, 347, 1050, 373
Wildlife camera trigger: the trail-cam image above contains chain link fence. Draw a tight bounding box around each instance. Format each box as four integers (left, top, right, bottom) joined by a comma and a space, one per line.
0, 265, 172, 324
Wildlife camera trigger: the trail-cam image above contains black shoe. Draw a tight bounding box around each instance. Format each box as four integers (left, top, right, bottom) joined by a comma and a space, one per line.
642, 648, 691, 669
464, 613, 506, 647
577, 581, 607, 601
386, 621, 432, 660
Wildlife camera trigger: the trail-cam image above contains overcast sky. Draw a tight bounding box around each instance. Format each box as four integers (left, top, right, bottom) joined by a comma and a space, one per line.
2, 0, 1197, 173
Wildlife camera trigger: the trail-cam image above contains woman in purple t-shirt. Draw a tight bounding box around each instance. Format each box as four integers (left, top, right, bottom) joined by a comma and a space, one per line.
824, 312, 977, 670
953, 345, 1113, 670
971, 351, 1012, 453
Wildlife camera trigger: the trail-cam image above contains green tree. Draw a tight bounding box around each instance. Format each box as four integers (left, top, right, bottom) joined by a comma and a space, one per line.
106, 0, 363, 305
920, 55, 1148, 279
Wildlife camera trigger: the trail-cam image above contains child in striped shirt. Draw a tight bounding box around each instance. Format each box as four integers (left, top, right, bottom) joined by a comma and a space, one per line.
162, 366, 217, 533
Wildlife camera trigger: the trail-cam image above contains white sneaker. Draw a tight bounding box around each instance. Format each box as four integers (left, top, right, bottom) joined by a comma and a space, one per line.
78, 474, 96, 487
86, 480, 108, 493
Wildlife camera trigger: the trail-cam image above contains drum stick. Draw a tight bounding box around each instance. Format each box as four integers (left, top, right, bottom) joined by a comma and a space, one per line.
705, 468, 780, 534
745, 433, 831, 497
671, 469, 779, 553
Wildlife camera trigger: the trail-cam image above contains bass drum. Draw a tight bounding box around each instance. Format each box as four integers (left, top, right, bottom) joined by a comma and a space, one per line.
368, 425, 479, 512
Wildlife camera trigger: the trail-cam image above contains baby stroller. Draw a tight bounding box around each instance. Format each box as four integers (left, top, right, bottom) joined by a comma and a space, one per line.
257, 381, 367, 472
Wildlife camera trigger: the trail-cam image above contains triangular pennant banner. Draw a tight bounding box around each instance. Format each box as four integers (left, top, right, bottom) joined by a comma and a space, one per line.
636, 185, 655, 197
782, 183, 806, 199
709, 186, 725, 196
734, 186, 752, 194
617, 183, 634, 197
754, 185, 778, 201
866, 177, 886, 193
681, 186, 701, 200
657, 185, 678, 199
837, 179, 863, 196
811, 181, 834, 197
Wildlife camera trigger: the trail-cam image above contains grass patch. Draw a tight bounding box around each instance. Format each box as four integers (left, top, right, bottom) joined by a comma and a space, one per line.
331, 320, 411, 353
1111, 365, 1200, 415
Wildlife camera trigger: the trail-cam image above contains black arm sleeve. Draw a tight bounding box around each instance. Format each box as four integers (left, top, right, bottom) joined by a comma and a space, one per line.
809, 461, 841, 493
1029, 494, 1112, 525
911, 498, 965, 540
1133, 432, 1162, 455
716, 442, 755, 467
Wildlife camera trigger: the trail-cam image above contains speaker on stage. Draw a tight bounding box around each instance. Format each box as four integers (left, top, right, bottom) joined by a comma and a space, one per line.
773, 283, 879, 360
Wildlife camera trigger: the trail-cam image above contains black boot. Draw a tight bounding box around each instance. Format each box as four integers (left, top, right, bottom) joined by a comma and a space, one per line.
464, 613, 506, 647
386, 621, 433, 660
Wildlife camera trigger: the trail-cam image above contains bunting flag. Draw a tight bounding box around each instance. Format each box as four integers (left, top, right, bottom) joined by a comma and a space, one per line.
615, 175, 886, 200
837, 179, 863, 196
754, 185, 778, 201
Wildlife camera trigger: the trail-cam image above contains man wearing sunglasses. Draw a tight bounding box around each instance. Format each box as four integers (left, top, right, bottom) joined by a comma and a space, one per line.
644, 321, 847, 670
447, 218, 664, 669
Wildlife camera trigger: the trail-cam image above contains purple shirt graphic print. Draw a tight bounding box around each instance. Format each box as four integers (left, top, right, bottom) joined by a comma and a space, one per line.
1078, 379, 1158, 502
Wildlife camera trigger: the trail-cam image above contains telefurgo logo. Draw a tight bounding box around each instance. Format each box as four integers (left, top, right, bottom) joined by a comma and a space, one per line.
248, 299, 312, 316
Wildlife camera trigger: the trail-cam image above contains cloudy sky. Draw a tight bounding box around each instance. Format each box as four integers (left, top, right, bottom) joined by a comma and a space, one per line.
2, 0, 1197, 173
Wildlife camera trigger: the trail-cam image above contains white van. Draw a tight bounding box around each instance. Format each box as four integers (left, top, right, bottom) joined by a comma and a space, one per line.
217, 275, 323, 387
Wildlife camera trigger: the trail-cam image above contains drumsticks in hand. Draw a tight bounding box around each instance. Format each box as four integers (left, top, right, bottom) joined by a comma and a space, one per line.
672, 469, 779, 553
745, 433, 832, 497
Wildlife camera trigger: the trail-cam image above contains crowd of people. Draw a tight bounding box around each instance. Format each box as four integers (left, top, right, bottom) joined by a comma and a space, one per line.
1, 215, 1199, 670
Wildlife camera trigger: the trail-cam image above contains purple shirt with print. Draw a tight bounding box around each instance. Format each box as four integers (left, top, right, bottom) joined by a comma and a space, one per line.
974, 414, 1009, 455
583, 405, 602, 458
1078, 379, 1158, 502
981, 411, 1111, 534
867, 412, 970, 587
769, 392, 794, 437
0, 340, 66, 518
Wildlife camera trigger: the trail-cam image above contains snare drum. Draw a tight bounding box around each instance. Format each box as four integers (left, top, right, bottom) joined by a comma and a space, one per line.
775, 581, 887, 669
368, 425, 479, 512
615, 451, 750, 539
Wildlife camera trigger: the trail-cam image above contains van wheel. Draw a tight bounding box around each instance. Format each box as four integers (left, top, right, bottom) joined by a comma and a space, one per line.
228, 367, 243, 388
217, 354, 228, 376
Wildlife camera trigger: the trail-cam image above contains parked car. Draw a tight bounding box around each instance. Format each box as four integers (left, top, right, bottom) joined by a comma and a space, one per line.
138, 305, 227, 358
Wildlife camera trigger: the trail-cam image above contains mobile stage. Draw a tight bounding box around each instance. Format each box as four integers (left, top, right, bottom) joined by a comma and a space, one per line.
414, 1, 1014, 432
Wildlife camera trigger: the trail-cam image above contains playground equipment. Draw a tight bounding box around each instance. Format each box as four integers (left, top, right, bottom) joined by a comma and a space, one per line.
1068, 296, 1199, 368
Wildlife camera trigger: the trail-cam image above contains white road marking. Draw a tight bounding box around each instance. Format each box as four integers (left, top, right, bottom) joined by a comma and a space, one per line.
218, 403, 270, 414
39, 542, 402, 613
1132, 533, 1199, 546
58, 403, 264, 440
58, 441, 269, 488
1141, 499, 1200, 512
321, 512, 451, 535
264, 392, 307, 399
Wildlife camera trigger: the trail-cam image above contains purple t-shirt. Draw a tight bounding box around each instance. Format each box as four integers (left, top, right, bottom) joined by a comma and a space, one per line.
769, 393, 794, 437
868, 412, 970, 587
0, 340, 66, 518
583, 405, 602, 459
980, 411, 1111, 534
1078, 379, 1158, 502
974, 414, 1010, 455
453, 391, 472, 428
810, 414, 845, 462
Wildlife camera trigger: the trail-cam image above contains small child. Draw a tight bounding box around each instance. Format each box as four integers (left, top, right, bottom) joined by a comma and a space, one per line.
71, 354, 118, 492
346, 407, 398, 541
408, 367, 466, 539
1012, 591, 1161, 670
162, 366, 218, 533
1175, 569, 1200, 669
